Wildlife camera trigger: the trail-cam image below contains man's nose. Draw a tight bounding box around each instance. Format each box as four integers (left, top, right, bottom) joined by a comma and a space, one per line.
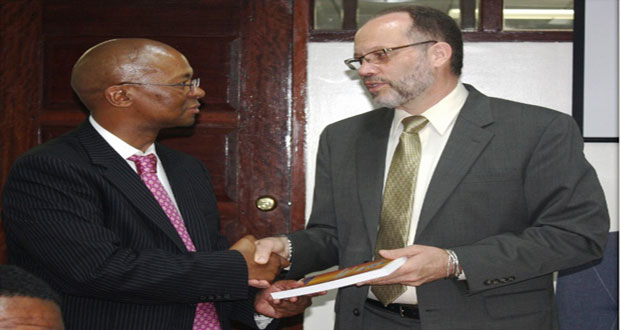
357, 59, 378, 77
190, 86, 206, 98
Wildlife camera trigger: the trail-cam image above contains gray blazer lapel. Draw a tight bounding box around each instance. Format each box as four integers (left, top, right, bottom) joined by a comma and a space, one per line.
415, 86, 495, 239
77, 122, 188, 251
356, 108, 394, 248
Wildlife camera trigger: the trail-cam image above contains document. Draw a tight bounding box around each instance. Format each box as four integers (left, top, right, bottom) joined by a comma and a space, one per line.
271, 256, 407, 299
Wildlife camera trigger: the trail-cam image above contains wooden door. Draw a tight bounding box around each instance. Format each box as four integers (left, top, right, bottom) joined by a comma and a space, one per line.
0, 0, 309, 328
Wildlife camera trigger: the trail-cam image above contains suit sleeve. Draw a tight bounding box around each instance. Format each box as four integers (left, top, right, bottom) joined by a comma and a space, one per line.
1, 153, 250, 305
453, 114, 609, 294
216, 287, 280, 330
288, 127, 340, 279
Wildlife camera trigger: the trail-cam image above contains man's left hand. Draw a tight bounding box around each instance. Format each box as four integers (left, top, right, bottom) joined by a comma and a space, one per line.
360, 245, 449, 287
254, 280, 323, 318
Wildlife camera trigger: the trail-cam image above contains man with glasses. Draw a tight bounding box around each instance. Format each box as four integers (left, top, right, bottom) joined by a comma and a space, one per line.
254, 5, 609, 330
1, 38, 312, 330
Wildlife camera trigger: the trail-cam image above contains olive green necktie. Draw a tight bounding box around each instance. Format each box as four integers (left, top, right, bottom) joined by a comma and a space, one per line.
372, 116, 428, 306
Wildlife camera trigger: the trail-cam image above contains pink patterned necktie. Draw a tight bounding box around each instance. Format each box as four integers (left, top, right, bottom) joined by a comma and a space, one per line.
128, 154, 221, 330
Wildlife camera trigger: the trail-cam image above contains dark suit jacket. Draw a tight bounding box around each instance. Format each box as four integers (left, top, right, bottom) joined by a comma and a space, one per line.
288, 85, 610, 330
556, 231, 618, 330
2, 121, 261, 330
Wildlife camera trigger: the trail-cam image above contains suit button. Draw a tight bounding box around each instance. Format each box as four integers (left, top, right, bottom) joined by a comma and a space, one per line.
353, 308, 360, 316
484, 279, 493, 285
508, 276, 515, 281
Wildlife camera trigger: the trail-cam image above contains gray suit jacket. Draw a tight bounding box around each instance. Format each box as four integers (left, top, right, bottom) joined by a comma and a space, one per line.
288, 85, 609, 330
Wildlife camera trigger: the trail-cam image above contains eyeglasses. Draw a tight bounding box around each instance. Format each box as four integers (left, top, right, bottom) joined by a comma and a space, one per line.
344, 40, 437, 70
118, 78, 200, 92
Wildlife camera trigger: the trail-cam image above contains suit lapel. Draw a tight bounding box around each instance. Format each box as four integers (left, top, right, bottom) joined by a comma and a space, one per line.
157, 145, 212, 252
356, 108, 394, 248
415, 85, 495, 239
77, 121, 187, 251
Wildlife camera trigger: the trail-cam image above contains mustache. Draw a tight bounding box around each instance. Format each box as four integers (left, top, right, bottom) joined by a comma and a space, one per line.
363, 77, 389, 84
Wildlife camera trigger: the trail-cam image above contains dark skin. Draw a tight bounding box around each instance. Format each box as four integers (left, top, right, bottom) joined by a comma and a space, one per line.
71, 38, 203, 151
229, 235, 291, 286
70, 38, 317, 318
0, 296, 64, 330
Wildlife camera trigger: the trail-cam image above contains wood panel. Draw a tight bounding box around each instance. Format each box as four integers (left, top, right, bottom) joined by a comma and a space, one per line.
0, 0, 43, 264
36, 1, 252, 241
1, 2, 308, 328
237, 1, 293, 238
291, 0, 309, 232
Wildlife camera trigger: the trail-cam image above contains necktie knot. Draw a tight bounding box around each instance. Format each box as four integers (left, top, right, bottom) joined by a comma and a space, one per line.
128, 153, 158, 175
402, 116, 428, 134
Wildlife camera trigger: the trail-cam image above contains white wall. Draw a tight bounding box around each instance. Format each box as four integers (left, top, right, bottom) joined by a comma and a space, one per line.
303, 41, 619, 329
583, 0, 618, 138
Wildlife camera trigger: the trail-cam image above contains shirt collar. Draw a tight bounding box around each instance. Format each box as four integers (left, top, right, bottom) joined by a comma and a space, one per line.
393, 82, 469, 135
89, 116, 156, 159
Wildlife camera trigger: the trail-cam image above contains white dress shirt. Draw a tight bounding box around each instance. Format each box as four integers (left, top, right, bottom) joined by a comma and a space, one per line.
89, 116, 183, 214
368, 82, 469, 304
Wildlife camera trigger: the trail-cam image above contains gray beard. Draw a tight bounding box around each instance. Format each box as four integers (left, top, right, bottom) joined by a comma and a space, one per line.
372, 61, 434, 108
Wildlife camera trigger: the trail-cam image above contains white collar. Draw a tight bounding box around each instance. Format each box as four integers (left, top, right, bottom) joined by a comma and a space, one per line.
393, 82, 468, 135
89, 116, 157, 159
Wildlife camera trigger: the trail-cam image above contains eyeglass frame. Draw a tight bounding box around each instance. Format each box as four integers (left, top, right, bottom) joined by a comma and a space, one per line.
117, 77, 201, 92
344, 40, 437, 70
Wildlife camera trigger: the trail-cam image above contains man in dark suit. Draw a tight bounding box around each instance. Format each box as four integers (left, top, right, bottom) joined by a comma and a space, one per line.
1, 38, 311, 330
254, 5, 610, 330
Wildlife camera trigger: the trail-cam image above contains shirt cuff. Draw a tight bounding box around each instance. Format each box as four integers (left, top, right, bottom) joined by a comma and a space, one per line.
457, 269, 467, 280
254, 313, 273, 329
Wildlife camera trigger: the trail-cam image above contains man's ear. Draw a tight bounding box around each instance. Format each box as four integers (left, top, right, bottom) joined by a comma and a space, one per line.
429, 42, 452, 69
104, 85, 133, 107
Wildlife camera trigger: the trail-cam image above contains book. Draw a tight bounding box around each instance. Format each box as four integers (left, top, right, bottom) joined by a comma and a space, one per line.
270, 256, 407, 299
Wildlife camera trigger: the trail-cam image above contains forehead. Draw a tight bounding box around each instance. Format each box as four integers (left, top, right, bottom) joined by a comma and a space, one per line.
145, 48, 193, 79
354, 12, 413, 54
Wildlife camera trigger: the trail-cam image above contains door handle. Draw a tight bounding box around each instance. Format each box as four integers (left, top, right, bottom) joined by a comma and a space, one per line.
255, 195, 277, 211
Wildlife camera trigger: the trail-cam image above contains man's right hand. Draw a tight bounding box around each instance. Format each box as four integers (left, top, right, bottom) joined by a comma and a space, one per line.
254, 236, 290, 264
230, 235, 289, 285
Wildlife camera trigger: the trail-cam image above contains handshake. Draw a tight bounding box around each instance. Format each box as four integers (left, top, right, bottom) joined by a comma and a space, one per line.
229, 234, 290, 287
230, 235, 322, 319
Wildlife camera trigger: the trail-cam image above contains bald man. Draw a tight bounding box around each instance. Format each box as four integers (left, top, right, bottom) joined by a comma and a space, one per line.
1, 38, 310, 330
0, 265, 64, 330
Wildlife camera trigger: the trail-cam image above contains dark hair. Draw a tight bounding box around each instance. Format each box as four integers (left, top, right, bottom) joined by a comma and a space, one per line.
0, 265, 61, 305
374, 5, 463, 76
